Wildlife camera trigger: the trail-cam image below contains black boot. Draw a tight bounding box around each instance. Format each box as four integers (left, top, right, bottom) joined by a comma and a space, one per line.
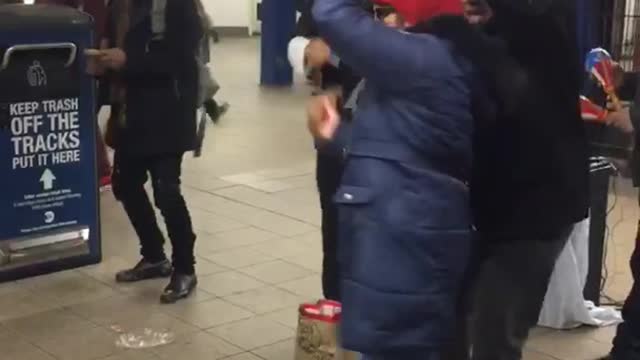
204, 99, 230, 124
115, 259, 173, 283
160, 273, 198, 304
215, 102, 230, 122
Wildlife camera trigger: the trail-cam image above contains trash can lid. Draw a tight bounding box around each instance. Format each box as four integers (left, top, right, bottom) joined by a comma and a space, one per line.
0, 4, 91, 31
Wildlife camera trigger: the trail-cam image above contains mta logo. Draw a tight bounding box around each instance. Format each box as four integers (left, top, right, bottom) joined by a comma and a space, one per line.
27, 61, 47, 87
44, 211, 55, 224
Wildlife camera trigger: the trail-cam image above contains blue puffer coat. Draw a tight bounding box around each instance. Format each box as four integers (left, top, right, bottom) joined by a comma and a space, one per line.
313, 0, 476, 355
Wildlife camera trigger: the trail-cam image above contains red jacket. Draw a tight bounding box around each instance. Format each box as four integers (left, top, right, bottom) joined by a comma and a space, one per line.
36, 0, 106, 40
376, 0, 463, 25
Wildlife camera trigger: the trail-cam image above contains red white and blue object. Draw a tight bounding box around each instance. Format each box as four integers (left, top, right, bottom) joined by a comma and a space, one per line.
585, 47, 620, 107
580, 95, 607, 122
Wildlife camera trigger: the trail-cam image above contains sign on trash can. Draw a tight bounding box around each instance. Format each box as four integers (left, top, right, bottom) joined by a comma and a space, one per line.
0, 4, 100, 281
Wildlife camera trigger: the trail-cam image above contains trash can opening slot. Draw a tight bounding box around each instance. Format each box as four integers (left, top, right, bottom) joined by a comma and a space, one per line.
0, 43, 77, 71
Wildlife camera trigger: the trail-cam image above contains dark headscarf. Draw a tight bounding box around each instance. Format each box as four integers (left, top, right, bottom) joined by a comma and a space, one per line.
408, 15, 525, 124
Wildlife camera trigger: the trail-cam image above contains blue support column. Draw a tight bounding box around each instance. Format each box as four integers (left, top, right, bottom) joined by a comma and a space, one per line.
576, 0, 597, 58
260, 0, 297, 86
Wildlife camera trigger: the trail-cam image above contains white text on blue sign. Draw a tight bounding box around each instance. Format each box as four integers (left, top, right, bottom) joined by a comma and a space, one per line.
9, 98, 81, 170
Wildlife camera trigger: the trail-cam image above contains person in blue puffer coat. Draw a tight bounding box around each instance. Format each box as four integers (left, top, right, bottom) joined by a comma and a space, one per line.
307, 0, 518, 358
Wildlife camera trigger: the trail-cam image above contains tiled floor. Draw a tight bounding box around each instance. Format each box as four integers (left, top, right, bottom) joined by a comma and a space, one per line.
0, 38, 637, 360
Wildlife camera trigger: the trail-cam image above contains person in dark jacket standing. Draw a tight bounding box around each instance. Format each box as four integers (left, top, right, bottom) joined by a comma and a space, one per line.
290, 0, 444, 304
288, 0, 363, 301
445, 0, 590, 359
597, 74, 640, 360
94, 0, 202, 304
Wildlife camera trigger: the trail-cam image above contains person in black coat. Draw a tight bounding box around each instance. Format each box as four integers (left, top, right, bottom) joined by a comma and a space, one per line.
446, 0, 590, 359
289, 0, 364, 301
596, 73, 640, 360
94, 0, 202, 304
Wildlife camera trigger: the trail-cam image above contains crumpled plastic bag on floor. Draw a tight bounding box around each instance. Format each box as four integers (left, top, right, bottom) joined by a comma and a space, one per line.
111, 325, 175, 349
538, 218, 622, 329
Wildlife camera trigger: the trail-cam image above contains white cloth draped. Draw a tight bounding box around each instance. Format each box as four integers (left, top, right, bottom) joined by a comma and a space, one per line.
538, 218, 622, 329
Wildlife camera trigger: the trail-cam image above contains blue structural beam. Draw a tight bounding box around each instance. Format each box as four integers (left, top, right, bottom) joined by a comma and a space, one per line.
260, 0, 297, 86
576, 0, 593, 58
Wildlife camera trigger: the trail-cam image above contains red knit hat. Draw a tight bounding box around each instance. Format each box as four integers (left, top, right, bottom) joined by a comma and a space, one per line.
374, 0, 463, 26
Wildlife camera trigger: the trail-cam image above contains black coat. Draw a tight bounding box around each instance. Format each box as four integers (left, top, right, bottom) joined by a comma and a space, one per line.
108, 0, 202, 157
471, 0, 590, 235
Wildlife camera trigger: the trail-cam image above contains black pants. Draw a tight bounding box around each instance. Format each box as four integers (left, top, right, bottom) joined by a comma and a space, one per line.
445, 226, 572, 360
112, 152, 196, 274
316, 152, 344, 301
611, 216, 640, 359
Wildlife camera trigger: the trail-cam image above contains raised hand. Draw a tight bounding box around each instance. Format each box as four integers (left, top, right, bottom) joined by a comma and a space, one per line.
307, 93, 341, 142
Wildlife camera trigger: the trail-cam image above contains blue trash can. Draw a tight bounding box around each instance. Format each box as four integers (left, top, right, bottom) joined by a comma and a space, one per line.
0, 4, 100, 281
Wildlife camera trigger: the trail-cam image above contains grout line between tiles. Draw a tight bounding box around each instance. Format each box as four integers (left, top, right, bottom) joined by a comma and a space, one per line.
187, 185, 320, 229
